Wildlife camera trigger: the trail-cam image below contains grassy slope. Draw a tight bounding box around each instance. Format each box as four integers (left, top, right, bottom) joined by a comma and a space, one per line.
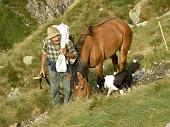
0, 24, 49, 126
129, 15, 170, 68
0, 0, 170, 126
68, 78, 170, 127
33, 77, 170, 127
61, 0, 139, 41
0, 0, 37, 49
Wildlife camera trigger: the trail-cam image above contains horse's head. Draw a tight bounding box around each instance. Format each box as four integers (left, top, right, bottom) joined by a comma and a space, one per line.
73, 72, 91, 100
70, 55, 89, 86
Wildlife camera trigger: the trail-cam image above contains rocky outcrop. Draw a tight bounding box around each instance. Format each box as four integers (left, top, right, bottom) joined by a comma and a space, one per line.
26, 0, 74, 23
129, 0, 148, 24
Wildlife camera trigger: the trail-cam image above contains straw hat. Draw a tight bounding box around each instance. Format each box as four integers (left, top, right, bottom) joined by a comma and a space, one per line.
47, 26, 60, 39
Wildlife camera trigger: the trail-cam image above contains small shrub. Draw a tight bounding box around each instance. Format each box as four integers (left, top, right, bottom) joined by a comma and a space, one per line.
6, 64, 20, 87
33, 88, 51, 113
0, 114, 8, 127
15, 97, 32, 121
88, 96, 104, 111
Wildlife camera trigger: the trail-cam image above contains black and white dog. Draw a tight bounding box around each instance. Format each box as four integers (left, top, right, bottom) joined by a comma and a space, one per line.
104, 59, 140, 97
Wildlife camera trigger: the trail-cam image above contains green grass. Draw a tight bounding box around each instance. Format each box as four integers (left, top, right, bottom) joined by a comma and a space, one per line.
129, 15, 170, 68
69, 79, 170, 127
0, 1, 37, 49
31, 78, 170, 127
0, 0, 170, 126
62, 0, 139, 41
67, 83, 170, 127
0, 114, 8, 127
32, 88, 51, 113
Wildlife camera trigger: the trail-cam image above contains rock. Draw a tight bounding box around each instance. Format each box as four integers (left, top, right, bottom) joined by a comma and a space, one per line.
25, 23, 29, 27
99, 8, 104, 12
26, 0, 75, 23
136, 21, 148, 27
7, 87, 20, 101
165, 123, 170, 127
0, 66, 4, 69
156, 75, 162, 79
23, 56, 34, 65
129, 0, 148, 24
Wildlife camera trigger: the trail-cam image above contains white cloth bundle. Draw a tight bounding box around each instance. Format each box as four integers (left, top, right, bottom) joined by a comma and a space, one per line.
53, 23, 69, 72
53, 23, 69, 48
55, 54, 67, 72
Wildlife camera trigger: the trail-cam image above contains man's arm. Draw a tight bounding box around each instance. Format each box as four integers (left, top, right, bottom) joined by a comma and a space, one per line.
40, 52, 47, 77
65, 40, 78, 59
65, 52, 77, 59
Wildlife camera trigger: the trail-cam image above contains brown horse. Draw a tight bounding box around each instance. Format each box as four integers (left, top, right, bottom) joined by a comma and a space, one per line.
71, 18, 132, 91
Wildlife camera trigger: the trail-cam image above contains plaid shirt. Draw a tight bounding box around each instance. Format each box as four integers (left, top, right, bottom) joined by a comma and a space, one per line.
42, 38, 77, 63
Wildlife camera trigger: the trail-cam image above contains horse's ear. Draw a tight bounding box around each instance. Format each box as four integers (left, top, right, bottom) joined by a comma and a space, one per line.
77, 72, 83, 80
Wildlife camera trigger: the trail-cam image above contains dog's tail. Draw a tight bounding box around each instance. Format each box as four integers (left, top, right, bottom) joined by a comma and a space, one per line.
127, 59, 140, 74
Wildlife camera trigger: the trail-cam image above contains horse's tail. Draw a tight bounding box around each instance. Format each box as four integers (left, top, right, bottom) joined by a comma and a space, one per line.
127, 59, 140, 74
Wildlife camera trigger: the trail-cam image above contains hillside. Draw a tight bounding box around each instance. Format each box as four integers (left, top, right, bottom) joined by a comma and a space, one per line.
0, 0, 170, 126
0, 0, 72, 51
0, 0, 37, 50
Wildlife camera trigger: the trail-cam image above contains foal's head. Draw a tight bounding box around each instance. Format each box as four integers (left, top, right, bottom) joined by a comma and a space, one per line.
73, 72, 91, 100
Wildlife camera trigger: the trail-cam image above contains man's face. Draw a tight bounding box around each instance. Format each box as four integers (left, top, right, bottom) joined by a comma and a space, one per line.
51, 35, 60, 44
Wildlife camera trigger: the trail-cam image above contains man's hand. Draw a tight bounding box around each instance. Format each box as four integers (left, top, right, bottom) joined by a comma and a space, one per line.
60, 48, 66, 55
40, 68, 45, 77
65, 52, 77, 59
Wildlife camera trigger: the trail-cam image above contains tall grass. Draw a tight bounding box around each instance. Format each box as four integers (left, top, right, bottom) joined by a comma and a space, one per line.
67, 78, 170, 127
0, 0, 170, 126
0, 2, 37, 50
32, 78, 170, 127
130, 15, 170, 68
0, 114, 8, 127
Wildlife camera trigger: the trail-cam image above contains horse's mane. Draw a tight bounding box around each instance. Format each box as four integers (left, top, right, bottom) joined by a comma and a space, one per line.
74, 26, 92, 54
76, 18, 116, 46
96, 17, 116, 27
74, 17, 117, 57
70, 57, 89, 87
70, 27, 92, 87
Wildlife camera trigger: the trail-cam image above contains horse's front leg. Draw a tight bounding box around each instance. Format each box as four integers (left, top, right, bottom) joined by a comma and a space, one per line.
95, 63, 105, 91
111, 54, 118, 74
119, 49, 129, 72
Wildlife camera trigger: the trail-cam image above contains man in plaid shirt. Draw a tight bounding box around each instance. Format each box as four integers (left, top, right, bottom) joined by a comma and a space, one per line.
40, 26, 77, 106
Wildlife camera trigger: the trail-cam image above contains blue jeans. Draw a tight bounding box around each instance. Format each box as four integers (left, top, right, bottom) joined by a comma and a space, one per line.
47, 65, 71, 107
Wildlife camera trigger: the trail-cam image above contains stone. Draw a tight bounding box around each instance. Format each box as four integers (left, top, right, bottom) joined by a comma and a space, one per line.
26, 0, 75, 23
129, 0, 148, 24
23, 56, 34, 65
